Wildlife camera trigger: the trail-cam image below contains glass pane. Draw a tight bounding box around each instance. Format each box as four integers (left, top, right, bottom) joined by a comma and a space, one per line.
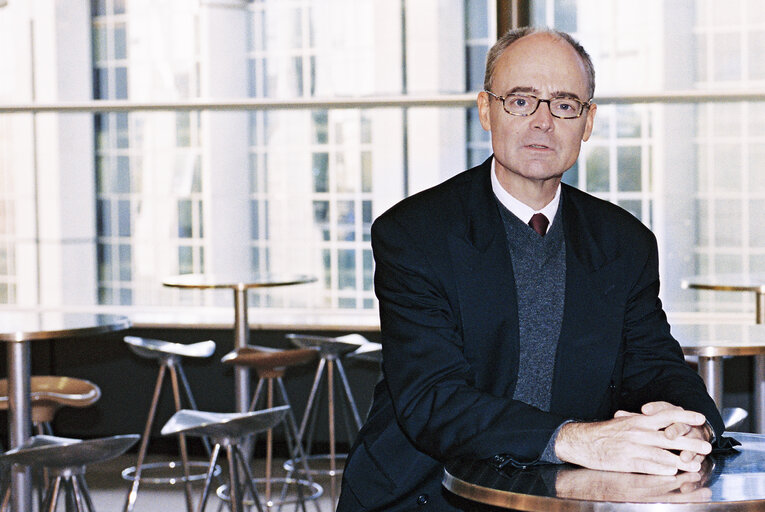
617, 146, 641, 192
116, 113, 129, 148
115, 67, 128, 99
337, 200, 355, 241
118, 199, 131, 237
119, 244, 131, 281
750, 200, 765, 245
116, 156, 130, 193
312, 110, 328, 144
338, 249, 356, 289
312, 153, 329, 192
97, 199, 111, 236
554, 0, 578, 32
749, 31, 765, 80
250, 200, 259, 239
178, 200, 192, 238
466, 0, 488, 39
714, 199, 742, 246
586, 147, 609, 192
714, 32, 741, 81
616, 106, 641, 138
114, 23, 127, 60
713, 143, 742, 191
363, 249, 373, 291
466, 45, 488, 91
179, 246, 193, 274
361, 151, 372, 193
93, 25, 107, 62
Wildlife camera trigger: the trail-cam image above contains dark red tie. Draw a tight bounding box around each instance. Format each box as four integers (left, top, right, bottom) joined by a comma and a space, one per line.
528, 213, 549, 236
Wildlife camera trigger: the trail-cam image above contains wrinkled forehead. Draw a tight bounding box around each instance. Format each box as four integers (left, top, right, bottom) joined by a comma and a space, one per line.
492, 34, 590, 99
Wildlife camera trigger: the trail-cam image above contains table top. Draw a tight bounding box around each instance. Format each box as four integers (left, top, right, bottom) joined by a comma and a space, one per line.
162, 273, 317, 290
0, 312, 131, 342
681, 274, 765, 293
673, 323, 765, 357
443, 432, 765, 511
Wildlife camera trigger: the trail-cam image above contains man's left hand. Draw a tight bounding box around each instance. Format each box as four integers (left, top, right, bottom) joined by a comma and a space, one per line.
615, 401, 712, 467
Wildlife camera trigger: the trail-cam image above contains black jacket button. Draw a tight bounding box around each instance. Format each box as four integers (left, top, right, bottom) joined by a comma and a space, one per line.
417, 494, 429, 506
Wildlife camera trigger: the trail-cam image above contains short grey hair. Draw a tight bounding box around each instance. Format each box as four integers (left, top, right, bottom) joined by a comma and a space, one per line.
483, 27, 595, 100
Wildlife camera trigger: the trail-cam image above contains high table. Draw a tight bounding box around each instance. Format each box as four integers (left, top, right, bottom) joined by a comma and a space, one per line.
673, 323, 765, 409
0, 311, 131, 512
162, 273, 316, 413
682, 274, 765, 432
443, 432, 765, 511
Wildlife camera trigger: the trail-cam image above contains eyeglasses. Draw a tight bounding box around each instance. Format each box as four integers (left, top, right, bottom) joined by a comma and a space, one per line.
484, 90, 591, 119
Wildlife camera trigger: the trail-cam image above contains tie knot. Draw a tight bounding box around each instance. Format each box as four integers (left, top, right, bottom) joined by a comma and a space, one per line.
528, 213, 549, 236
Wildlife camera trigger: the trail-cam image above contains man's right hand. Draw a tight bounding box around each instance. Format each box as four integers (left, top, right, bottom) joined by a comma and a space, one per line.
554, 407, 712, 475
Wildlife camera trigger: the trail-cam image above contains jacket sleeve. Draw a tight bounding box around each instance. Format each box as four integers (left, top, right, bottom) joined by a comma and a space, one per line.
371, 213, 568, 465
617, 232, 725, 439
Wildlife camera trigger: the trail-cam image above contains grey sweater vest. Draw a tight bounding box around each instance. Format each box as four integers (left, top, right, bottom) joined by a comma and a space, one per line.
497, 199, 566, 412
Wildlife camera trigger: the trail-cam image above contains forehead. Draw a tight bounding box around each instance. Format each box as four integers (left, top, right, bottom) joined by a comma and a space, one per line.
491, 33, 590, 98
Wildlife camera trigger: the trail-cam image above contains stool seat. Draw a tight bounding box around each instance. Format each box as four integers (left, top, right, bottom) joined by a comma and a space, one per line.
221, 346, 318, 377
3, 434, 139, 470
124, 335, 216, 360
348, 341, 382, 363
2, 435, 138, 511
162, 407, 290, 441
161, 407, 292, 512
0, 376, 101, 425
286, 333, 365, 358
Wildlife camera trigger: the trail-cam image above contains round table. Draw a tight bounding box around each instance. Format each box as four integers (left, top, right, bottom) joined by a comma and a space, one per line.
681, 274, 765, 433
673, 324, 765, 410
443, 432, 765, 511
162, 273, 316, 413
0, 311, 131, 512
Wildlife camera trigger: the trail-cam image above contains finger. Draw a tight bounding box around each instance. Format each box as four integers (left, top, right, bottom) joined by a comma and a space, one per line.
614, 409, 637, 418
629, 428, 712, 456
641, 409, 708, 430
642, 401, 675, 415
664, 421, 691, 440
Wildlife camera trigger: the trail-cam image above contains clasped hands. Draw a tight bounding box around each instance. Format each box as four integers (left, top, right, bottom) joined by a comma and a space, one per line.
555, 401, 712, 475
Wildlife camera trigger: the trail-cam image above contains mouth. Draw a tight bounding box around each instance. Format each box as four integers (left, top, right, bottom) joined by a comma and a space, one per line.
525, 144, 551, 150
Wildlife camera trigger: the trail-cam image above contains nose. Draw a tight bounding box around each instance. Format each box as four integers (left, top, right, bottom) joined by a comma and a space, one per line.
531, 99, 554, 131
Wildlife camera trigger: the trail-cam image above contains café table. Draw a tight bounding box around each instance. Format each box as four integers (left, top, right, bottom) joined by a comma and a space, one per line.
443, 431, 765, 511
681, 274, 765, 433
672, 323, 765, 409
0, 311, 131, 512
162, 273, 316, 413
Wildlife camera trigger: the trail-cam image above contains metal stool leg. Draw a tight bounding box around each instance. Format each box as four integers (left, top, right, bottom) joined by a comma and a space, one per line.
168, 361, 196, 512
124, 363, 167, 512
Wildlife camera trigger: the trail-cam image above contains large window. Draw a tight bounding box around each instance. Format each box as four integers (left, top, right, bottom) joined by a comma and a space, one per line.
2, 0, 765, 324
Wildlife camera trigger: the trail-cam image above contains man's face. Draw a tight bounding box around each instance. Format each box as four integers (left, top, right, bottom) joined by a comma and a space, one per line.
478, 33, 597, 187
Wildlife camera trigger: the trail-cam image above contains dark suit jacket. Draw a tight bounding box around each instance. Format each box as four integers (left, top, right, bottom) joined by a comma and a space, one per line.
337, 157, 723, 512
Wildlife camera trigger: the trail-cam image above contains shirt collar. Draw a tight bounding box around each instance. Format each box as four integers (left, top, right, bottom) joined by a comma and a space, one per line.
490, 157, 561, 233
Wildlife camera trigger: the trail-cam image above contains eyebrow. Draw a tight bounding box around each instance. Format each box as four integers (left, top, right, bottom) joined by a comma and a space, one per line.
505, 86, 584, 101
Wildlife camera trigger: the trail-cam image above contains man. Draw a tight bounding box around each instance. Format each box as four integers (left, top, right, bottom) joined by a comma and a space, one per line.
337, 27, 727, 512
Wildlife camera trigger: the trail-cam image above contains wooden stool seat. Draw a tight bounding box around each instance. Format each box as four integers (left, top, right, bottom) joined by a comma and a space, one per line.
0, 376, 101, 426
221, 346, 318, 379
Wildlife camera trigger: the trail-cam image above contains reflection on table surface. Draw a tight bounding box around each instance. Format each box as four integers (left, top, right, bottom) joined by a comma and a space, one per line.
162, 272, 317, 289
0, 311, 131, 341
672, 323, 765, 355
443, 432, 765, 510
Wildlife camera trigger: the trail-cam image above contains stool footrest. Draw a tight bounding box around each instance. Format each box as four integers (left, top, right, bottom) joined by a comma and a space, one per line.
283, 453, 347, 477
215, 477, 323, 507
121, 460, 220, 485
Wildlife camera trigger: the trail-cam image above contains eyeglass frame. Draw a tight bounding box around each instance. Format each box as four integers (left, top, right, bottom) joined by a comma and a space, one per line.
484, 90, 592, 119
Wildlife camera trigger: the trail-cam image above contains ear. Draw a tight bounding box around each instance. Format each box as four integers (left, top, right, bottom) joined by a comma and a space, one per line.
477, 91, 492, 132
581, 103, 597, 142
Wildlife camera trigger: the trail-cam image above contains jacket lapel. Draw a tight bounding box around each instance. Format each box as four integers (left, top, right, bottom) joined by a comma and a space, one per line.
550, 186, 623, 417
447, 159, 520, 393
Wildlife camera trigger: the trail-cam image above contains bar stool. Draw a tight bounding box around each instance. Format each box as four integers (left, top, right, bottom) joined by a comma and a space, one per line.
122, 336, 218, 512
0, 434, 139, 512
283, 333, 370, 504
220, 346, 322, 510
0, 376, 101, 435
1, 376, 101, 506
160, 407, 290, 512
